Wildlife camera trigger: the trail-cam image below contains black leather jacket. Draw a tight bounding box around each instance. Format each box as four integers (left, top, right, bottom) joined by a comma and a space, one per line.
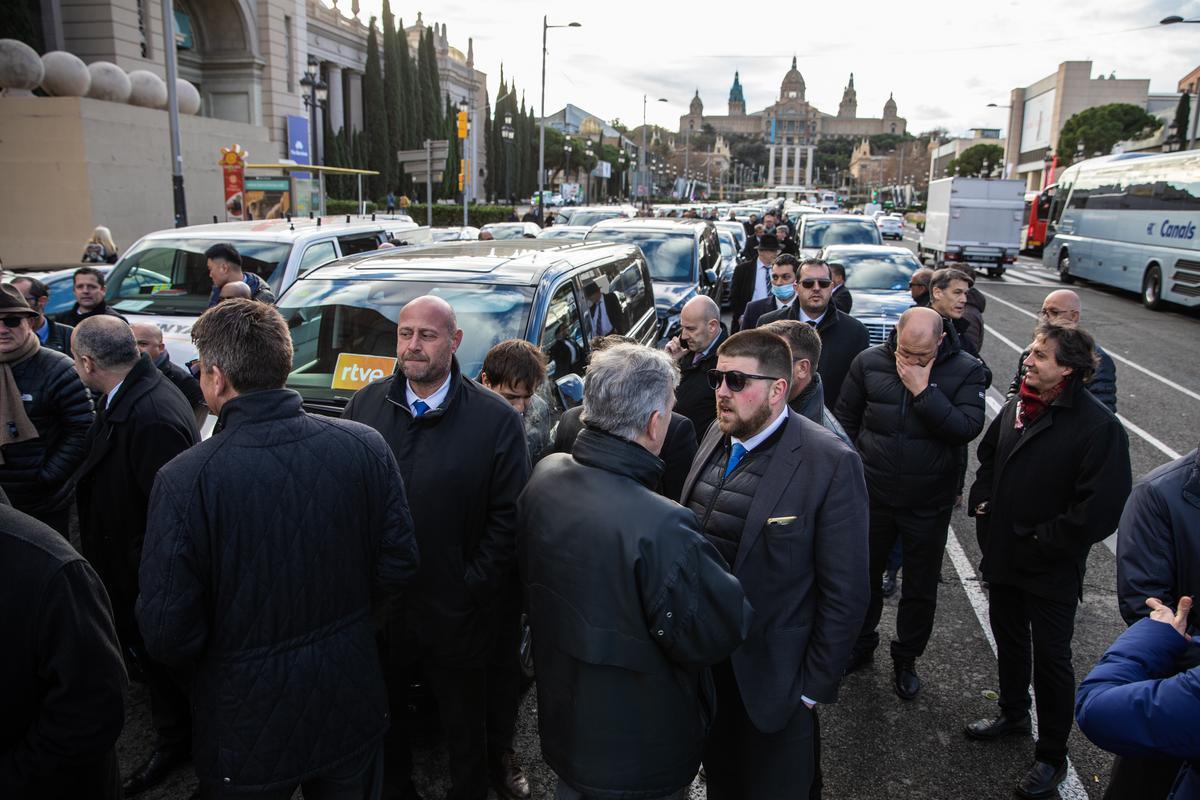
0, 347, 93, 514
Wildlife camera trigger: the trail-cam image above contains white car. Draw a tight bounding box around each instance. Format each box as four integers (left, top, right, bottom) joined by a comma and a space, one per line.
537, 225, 592, 241
877, 215, 904, 240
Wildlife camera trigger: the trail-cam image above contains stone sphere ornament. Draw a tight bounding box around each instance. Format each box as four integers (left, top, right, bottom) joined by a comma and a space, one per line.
128, 69, 167, 108
177, 78, 201, 114
0, 38, 44, 96
86, 61, 131, 102
40, 50, 91, 97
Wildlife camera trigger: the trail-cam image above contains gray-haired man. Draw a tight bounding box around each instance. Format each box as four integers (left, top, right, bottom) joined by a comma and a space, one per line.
519, 343, 752, 800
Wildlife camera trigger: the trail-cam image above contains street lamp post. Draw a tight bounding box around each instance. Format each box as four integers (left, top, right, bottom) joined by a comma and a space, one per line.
160, 0, 186, 226
539, 17, 581, 224
300, 57, 329, 215
563, 137, 572, 200
584, 140, 594, 203
640, 95, 668, 201
501, 114, 514, 205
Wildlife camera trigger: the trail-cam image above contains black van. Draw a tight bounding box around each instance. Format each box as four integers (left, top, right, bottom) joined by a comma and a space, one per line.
276, 240, 657, 427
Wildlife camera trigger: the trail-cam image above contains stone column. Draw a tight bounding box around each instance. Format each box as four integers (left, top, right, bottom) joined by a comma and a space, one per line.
767, 145, 776, 186
805, 146, 815, 187
347, 70, 364, 133
326, 63, 344, 134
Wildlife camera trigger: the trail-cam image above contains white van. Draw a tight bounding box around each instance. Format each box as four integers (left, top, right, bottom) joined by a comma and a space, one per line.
103, 217, 389, 364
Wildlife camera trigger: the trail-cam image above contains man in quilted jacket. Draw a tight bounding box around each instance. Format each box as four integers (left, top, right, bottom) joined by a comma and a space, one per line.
137, 300, 420, 798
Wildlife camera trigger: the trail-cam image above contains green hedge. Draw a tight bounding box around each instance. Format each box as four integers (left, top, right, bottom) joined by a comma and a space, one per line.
325, 199, 517, 227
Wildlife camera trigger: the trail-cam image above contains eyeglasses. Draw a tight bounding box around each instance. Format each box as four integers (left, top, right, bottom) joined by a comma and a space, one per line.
707, 369, 781, 392
800, 278, 832, 289
0, 316, 29, 329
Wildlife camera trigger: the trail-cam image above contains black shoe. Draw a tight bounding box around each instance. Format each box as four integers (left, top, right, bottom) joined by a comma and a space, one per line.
122, 747, 188, 796
893, 662, 920, 700
1015, 760, 1067, 799
964, 712, 1032, 741
842, 648, 873, 676
881, 572, 898, 598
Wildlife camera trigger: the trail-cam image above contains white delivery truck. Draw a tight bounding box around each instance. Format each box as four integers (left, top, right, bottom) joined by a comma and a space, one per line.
919, 177, 1024, 278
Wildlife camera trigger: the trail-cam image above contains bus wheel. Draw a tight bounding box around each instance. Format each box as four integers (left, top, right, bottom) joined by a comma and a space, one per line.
1058, 251, 1075, 284
1142, 264, 1163, 311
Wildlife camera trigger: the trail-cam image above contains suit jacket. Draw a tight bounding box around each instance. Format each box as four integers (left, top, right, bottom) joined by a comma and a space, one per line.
587, 294, 628, 337
680, 410, 870, 731
757, 304, 870, 410
831, 284, 853, 313
553, 407, 698, 501
729, 258, 769, 333
742, 296, 790, 331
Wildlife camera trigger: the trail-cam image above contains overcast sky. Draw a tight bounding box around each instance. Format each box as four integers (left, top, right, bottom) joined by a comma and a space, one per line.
346, 0, 1200, 139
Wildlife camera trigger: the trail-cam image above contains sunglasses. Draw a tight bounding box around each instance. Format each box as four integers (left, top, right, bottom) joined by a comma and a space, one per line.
707, 369, 781, 392
0, 316, 28, 329
800, 278, 832, 289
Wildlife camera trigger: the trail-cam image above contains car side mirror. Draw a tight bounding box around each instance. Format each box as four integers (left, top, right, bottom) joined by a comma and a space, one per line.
703, 268, 717, 286
555, 373, 585, 409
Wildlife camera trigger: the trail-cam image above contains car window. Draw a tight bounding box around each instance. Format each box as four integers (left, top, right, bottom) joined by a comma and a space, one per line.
337, 233, 382, 256
802, 220, 882, 248
298, 241, 338, 278
570, 210, 621, 227
584, 230, 694, 282
837, 253, 919, 291
539, 280, 587, 379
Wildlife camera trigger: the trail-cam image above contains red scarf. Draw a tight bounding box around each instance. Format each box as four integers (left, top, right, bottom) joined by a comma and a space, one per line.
1016, 379, 1066, 430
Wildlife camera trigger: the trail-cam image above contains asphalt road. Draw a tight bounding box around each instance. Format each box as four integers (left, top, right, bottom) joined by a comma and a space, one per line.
118, 239, 1199, 800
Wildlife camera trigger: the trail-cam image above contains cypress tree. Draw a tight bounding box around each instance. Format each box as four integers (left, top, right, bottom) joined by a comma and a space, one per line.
362, 19, 391, 199
381, 0, 404, 194
397, 19, 418, 149
1175, 92, 1192, 146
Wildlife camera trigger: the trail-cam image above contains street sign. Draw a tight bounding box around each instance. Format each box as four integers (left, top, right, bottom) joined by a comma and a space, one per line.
397, 141, 449, 164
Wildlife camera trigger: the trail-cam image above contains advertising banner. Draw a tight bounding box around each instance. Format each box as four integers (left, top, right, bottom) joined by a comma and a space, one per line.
219, 144, 248, 220
243, 177, 291, 220
287, 114, 311, 180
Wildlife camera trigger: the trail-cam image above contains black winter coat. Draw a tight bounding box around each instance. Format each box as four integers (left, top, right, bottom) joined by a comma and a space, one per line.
54, 302, 125, 329
0, 347, 93, 515
0, 502, 126, 800
343, 358, 531, 660
729, 258, 768, 332
40, 319, 74, 357
968, 379, 1132, 603
137, 390, 419, 792
519, 429, 751, 799
76, 354, 199, 647
1116, 446, 1200, 641
673, 329, 727, 438
155, 352, 206, 411
835, 320, 987, 509
553, 406, 697, 502
831, 284, 853, 314
758, 304, 871, 411
1006, 343, 1117, 413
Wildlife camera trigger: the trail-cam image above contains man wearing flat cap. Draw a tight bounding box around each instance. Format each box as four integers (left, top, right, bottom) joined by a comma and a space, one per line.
0, 283, 93, 535
729, 233, 781, 333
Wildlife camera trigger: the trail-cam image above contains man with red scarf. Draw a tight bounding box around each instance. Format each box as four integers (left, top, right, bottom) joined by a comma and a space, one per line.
964, 323, 1131, 800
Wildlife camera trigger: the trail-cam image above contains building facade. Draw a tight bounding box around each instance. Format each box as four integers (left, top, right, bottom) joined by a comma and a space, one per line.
927, 128, 1006, 182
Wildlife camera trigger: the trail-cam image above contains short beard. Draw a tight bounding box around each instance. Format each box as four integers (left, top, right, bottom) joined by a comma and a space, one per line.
717, 397, 773, 440
401, 355, 451, 386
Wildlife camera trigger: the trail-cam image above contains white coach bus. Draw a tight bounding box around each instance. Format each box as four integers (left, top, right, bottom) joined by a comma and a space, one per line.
1042, 151, 1200, 310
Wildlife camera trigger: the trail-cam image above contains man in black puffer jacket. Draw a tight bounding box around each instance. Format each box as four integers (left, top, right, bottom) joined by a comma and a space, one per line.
0, 284, 93, 535
137, 300, 420, 798
521, 343, 751, 800
835, 307, 986, 700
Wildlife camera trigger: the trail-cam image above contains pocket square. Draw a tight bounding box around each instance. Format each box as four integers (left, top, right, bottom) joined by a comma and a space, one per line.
767, 515, 797, 525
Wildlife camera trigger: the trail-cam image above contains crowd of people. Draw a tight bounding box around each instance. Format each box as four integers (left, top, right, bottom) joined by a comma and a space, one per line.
0, 229, 1196, 800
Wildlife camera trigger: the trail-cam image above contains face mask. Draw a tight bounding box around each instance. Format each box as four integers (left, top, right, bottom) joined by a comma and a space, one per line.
771, 283, 796, 301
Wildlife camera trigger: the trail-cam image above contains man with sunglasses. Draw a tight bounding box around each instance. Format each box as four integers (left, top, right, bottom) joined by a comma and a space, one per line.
8, 276, 74, 356
681, 329, 869, 800
756, 258, 870, 411
834, 307, 987, 700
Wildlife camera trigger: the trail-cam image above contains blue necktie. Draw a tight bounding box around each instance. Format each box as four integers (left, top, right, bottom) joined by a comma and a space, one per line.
725, 443, 747, 477
412, 399, 430, 417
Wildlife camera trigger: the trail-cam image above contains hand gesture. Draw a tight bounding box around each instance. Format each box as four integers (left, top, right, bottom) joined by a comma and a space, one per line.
1146, 596, 1192, 638
664, 336, 686, 360
896, 357, 933, 396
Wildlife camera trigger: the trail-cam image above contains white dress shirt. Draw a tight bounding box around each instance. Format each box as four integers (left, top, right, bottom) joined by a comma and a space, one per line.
405, 371, 452, 414
749, 259, 773, 304
589, 298, 613, 337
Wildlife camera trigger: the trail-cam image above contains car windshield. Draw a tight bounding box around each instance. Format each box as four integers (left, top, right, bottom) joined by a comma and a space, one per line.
569, 210, 622, 227
539, 228, 586, 240
802, 220, 882, 249
278, 279, 534, 404
585, 230, 694, 282
485, 224, 530, 240
834, 253, 919, 291
104, 237, 291, 315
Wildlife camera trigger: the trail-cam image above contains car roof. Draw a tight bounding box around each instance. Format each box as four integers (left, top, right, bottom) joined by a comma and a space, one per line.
137, 217, 387, 244
590, 217, 709, 233
803, 214, 875, 223
539, 225, 592, 234
821, 244, 917, 257
295, 240, 643, 288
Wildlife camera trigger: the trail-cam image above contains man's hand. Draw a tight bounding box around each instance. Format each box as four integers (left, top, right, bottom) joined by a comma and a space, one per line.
896, 357, 933, 396
664, 336, 686, 360
1146, 596, 1192, 638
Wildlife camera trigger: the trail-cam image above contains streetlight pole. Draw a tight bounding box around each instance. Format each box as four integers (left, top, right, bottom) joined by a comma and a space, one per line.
539, 17, 581, 224
502, 114, 514, 205
640, 95, 668, 202
160, 0, 186, 226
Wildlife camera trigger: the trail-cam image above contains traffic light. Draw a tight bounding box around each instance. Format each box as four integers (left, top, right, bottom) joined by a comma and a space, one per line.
457, 110, 468, 140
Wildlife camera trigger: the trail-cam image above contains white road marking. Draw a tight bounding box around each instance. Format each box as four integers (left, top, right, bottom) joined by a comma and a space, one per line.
979, 290, 1200, 404
946, 528, 1091, 800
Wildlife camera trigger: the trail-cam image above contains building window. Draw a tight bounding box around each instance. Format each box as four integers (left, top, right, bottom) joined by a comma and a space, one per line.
285, 16, 295, 92
138, 0, 152, 58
